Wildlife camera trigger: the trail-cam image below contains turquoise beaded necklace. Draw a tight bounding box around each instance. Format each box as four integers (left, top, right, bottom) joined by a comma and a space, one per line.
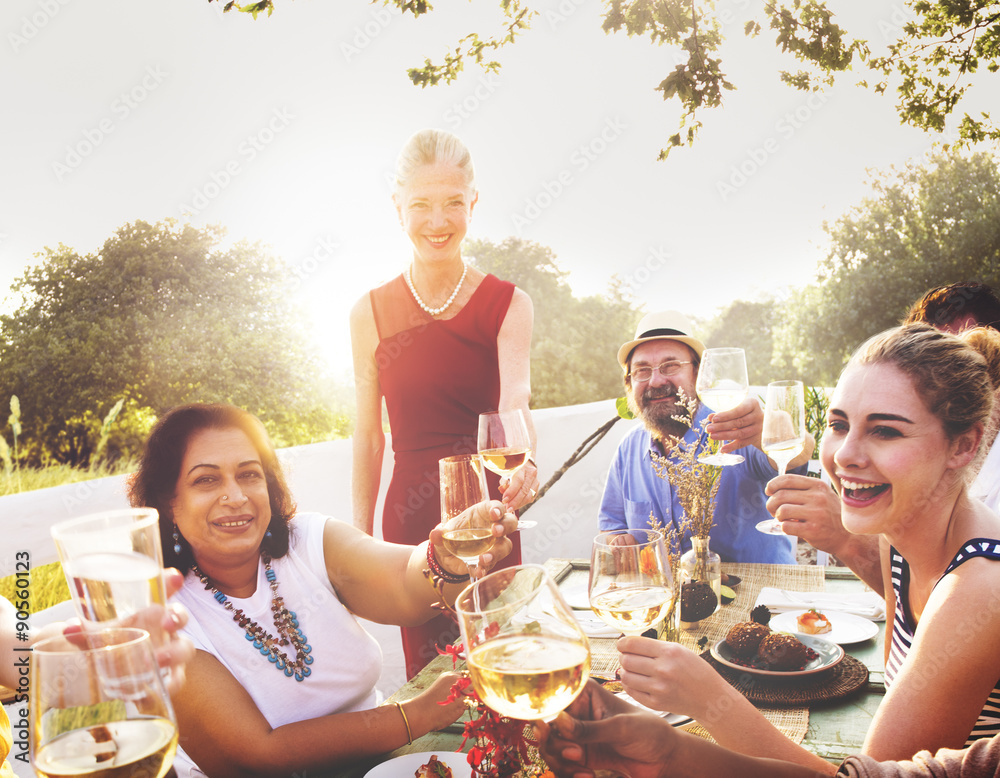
193, 554, 314, 681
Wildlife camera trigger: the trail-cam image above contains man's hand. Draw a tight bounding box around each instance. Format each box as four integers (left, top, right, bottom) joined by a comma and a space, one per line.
705, 396, 762, 452
534, 680, 675, 778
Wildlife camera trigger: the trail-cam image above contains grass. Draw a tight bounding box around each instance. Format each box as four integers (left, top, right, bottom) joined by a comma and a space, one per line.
0, 459, 135, 613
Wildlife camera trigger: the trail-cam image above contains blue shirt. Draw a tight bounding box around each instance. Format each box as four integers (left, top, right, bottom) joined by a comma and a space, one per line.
599, 405, 798, 564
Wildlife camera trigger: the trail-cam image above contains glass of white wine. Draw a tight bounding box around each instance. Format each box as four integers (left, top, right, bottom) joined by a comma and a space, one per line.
695, 347, 750, 466
456, 564, 591, 721
478, 409, 537, 530
51, 508, 168, 644
31, 627, 178, 778
756, 380, 807, 535
439, 454, 495, 581
589, 529, 673, 637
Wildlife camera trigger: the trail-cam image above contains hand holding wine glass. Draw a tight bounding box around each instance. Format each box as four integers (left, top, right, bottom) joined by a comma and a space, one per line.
478, 409, 537, 528
456, 565, 590, 721
589, 529, 673, 637
439, 454, 496, 581
31, 627, 178, 778
756, 380, 807, 535
695, 348, 749, 466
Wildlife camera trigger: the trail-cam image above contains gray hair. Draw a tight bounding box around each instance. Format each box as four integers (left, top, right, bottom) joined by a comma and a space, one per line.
394, 129, 476, 193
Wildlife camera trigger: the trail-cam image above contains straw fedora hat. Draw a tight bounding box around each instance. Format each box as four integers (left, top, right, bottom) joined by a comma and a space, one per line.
616, 310, 706, 370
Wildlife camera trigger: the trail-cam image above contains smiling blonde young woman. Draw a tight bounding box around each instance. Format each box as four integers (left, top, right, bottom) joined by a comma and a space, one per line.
607, 324, 1000, 772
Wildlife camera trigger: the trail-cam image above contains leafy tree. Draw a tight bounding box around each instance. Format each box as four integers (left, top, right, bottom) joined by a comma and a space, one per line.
0, 219, 343, 466
465, 237, 640, 408
772, 148, 1000, 385
699, 298, 778, 386
211, 2, 1000, 158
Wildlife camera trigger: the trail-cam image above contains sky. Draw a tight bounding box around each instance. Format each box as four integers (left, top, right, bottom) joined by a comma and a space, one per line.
0, 1, 964, 376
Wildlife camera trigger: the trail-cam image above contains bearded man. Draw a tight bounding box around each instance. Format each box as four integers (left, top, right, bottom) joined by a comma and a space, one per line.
598, 311, 812, 563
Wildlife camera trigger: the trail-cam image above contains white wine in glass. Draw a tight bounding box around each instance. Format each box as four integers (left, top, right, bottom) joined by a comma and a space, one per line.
589, 529, 673, 636
439, 454, 495, 581
478, 409, 537, 530
457, 565, 590, 721
51, 509, 168, 644
695, 348, 750, 466
756, 380, 807, 535
31, 628, 178, 778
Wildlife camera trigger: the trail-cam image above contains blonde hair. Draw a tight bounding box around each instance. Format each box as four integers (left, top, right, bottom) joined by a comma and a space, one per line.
394, 129, 476, 194
961, 326, 1000, 392
849, 323, 993, 439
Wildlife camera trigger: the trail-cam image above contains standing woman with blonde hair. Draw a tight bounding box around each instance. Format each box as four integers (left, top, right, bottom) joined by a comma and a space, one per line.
350, 129, 537, 678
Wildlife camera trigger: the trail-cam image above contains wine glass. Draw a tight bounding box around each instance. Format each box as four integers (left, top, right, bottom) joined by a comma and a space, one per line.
588, 529, 673, 637
51, 508, 168, 645
439, 454, 496, 581
695, 347, 750, 466
478, 409, 537, 530
31, 627, 178, 778
756, 380, 807, 535
456, 564, 590, 721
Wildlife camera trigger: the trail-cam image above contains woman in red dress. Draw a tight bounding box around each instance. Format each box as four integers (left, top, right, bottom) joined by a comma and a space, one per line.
350, 129, 538, 678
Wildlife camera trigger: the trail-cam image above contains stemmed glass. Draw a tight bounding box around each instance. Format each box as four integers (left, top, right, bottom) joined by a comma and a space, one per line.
589, 529, 673, 637
51, 508, 168, 645
439, 454, 496, 582
695, 347, 750, 466
756, 380, 807, 535
31, 628, 178, 778
456, 564, 590, 721
477, 409, 536, 530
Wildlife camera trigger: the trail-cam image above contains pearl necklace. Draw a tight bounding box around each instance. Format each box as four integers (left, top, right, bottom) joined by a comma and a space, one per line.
405, 262, 467, 316
193, 556, 314, 682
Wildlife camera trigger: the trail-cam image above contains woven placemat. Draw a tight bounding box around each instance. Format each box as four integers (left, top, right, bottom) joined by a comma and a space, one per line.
700, 650, 869, 705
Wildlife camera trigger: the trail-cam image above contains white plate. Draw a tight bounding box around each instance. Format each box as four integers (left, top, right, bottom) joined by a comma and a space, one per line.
364, 751, 472, 777
710, 633, 845, 677
769, 610, 879, 646
615, 691, 694, 728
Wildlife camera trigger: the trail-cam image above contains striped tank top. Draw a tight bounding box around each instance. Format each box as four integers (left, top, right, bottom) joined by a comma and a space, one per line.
886, 539, 1000, 744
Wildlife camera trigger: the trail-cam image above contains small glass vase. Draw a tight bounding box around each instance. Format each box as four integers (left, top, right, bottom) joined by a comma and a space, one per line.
678, 536, 721, 628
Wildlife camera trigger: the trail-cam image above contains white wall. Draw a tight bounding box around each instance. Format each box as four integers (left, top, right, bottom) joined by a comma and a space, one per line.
0, 399, 634, 576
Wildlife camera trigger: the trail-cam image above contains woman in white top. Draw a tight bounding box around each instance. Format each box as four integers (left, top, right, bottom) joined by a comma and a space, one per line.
128, 403, 516, 778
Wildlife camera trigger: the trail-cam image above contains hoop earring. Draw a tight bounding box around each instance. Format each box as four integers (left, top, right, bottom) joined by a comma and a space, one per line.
173, 524, 182, 555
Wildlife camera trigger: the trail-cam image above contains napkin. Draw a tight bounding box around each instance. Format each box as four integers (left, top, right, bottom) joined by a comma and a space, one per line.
754, 587, 886, 621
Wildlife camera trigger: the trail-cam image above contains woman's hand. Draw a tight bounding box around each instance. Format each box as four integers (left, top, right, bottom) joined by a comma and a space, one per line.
617, 637, 730, 723
498, 460, 539, 511
428, 500, 517, 578
407, 671, 469, 734
534, 680, 675, 778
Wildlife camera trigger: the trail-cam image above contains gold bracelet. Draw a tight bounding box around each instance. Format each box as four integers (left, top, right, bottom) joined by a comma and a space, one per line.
392, 701, 412, 745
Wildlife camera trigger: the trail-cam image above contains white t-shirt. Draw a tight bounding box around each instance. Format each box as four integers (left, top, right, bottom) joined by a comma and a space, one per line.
173, 513, 382, 778
971, 440, 1000, 513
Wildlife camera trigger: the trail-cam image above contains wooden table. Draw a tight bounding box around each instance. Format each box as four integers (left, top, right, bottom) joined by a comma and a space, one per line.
326, 561, 886, 777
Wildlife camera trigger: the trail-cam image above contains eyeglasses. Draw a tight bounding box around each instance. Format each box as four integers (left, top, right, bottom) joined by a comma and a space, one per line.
628, 360, 693, 382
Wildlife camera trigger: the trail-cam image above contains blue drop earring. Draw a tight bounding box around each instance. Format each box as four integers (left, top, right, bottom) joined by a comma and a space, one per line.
173, 523, 182, 555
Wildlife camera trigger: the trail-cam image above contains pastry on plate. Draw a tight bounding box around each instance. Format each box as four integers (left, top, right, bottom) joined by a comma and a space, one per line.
796, 608, 832, 635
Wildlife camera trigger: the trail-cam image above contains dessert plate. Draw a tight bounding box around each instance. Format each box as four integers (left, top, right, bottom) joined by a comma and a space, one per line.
364, 751, 472, 777
710, 633, 844, 677
769, 610, 879, 646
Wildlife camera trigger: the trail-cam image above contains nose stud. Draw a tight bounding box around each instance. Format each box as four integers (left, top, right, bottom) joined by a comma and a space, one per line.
221, 495, 228, 502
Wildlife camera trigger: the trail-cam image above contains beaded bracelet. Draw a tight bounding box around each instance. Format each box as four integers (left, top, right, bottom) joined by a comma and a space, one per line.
392, 701, 412, 745
426, 540, 470, 585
